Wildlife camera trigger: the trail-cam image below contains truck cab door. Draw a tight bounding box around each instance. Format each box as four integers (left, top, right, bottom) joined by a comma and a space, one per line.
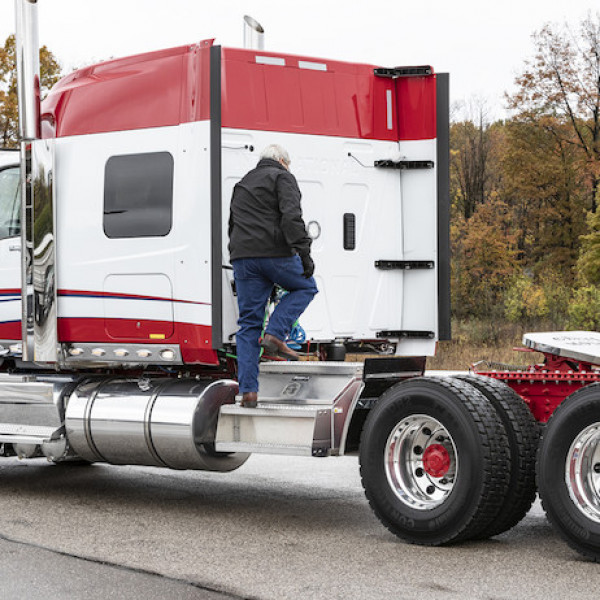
0, 163, 22, 344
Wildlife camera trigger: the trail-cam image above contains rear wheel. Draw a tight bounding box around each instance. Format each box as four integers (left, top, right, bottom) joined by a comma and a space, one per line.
454, 374, 538, 537
359, 377, 509, 545
538, 383, 600, 561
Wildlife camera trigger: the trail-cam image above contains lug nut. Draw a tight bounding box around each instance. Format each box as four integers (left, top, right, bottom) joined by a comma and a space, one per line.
422, 427, 432, 436
415, 468, 424, 477
436, 435, 445, 442
413, 445, 423, 455
594, 463, 600, 474
426, 485, 435, 494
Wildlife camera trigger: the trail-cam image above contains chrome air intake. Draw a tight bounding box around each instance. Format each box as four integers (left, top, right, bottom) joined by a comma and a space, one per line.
65, 378, 249, 471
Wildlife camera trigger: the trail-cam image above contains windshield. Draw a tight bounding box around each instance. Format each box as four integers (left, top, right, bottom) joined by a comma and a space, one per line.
0, 167, 20, 240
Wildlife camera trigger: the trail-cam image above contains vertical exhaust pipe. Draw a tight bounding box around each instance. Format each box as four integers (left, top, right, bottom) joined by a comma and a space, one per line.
243, 15, 264, 50
15, 0, 41, 141
15, 0, 41, 362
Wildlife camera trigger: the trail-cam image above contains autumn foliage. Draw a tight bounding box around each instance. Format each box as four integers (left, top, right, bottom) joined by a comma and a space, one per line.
451, 12, 600, 339
0, 34, 61, 147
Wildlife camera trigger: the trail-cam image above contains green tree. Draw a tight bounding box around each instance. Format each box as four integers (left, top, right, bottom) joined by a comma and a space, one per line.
0, 34, 62, 147
504, 274, 549, 324
501, 116, 586, 280
451, 199, 517, 321
567, 286, 600, 330
577, 208, 600, 284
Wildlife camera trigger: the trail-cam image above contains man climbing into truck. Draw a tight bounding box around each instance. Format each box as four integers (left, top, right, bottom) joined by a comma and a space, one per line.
228, 144, 318, 408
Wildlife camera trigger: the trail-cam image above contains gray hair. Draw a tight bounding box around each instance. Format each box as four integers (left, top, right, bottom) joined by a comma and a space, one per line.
260, 144, 291, 166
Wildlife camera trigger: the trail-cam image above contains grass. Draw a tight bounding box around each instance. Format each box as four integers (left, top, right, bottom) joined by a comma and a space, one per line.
428, 320, 548, 371
426, 339, 543, 371
347, 319, 549, 371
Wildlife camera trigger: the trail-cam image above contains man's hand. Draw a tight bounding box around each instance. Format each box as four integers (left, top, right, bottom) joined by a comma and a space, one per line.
300, 253, 315, 278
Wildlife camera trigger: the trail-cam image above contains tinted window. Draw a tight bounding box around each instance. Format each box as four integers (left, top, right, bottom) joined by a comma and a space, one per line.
0, 166, 21, 240
104, 152, 174, 238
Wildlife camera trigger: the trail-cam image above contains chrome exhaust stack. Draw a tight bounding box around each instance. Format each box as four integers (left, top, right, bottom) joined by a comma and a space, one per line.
15, 0, 41, 141
15, 0, 40, 362
243, 15, 264, 50
15, 0, 59, 364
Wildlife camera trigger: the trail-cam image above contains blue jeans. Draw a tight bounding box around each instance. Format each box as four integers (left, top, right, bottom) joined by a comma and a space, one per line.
232, 256, 318, 393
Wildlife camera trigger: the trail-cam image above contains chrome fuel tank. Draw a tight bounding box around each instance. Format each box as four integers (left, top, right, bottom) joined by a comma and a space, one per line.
65, 378, 248, 471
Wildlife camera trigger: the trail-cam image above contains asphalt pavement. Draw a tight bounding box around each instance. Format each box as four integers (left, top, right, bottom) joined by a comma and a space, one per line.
0, 454, 597, 600
0, 536, 229, 599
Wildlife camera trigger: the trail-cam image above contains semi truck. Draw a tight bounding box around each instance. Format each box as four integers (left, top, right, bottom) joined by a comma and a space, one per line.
2, 0, 599, 562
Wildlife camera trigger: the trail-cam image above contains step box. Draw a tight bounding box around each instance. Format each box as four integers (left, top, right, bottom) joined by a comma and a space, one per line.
215, 362, 364, 457
0, 374, 75, 435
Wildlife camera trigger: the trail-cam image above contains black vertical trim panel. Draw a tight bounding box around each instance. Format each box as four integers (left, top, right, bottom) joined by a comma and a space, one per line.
343, 213, 356, 250
210, 45, 223, 349
436, 73, 451, 340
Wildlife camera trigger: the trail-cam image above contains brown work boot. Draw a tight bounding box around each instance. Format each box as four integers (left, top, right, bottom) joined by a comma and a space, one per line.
241, 392, 258, 408
261, 334, 299, 361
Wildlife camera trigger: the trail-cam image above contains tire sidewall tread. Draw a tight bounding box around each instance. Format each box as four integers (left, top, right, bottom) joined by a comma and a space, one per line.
538, 383, 600, 561
454, 374, 539, 537
359, 376, 509, 546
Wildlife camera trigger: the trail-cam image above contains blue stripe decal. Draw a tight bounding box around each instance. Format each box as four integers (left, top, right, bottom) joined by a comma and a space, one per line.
59, 293, 170, 302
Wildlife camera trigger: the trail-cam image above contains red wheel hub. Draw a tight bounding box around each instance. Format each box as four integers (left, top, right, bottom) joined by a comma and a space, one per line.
422, 444, 450, 478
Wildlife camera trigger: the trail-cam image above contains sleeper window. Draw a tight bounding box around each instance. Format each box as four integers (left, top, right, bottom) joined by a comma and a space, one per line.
104, 152, 174, 238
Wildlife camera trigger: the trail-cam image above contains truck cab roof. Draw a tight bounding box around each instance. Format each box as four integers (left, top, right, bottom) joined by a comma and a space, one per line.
41, 42, 437, 142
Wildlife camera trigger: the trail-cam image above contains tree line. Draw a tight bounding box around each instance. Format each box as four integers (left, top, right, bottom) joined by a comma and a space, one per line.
0, 35, 61, 147
2, 16, 600, 336
451, 13, 600, 336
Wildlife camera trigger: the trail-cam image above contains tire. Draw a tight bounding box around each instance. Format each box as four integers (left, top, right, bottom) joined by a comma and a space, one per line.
359, 376, 510, 545
454, 374, 539, 537
537, 383, 600, 561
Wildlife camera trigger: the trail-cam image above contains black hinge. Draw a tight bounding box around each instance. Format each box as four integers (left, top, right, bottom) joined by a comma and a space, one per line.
377, 330, 436, 339
374, 66, 433, 78
374, 159, 434, 170
375, 260, 434, 270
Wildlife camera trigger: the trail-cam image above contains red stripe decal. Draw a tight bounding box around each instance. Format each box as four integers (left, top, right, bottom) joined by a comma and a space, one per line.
0, 321, 21, 340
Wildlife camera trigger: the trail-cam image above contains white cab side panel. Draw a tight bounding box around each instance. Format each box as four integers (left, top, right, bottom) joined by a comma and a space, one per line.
221, 129, 438, 356
55, 122, 212, 335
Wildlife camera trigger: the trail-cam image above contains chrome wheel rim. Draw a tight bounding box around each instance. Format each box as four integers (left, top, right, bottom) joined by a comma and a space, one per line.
566, 422, 600, 523
384, 414, 458, 510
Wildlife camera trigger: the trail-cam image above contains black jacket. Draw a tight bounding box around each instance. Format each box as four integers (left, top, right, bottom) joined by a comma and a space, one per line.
228, 158, 312, 261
